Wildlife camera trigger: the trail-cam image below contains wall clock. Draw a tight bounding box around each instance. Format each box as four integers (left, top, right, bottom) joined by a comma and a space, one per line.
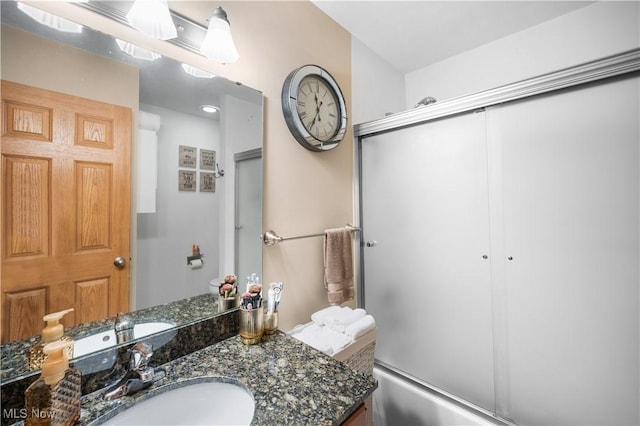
281, 64, 347, 152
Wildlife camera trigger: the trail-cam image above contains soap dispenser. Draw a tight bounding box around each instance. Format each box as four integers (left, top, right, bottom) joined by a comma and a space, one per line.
29, 309, 74, 370
24, 340, 81, 426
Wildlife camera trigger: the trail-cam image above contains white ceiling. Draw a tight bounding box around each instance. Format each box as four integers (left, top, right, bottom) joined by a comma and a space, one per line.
311, 0, 595, 74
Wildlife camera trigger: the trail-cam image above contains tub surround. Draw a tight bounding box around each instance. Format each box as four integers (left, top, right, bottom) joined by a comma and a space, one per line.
80, 332, 376, 425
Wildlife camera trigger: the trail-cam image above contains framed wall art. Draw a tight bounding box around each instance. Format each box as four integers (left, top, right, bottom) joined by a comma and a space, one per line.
178, 170, 196, 191
200, 149, 216, 170
200, 172, 215, 192
179, 145, 197, 168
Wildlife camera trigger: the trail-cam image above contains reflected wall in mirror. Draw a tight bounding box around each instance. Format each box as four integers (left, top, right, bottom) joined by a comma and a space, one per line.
0, 0, 263, 380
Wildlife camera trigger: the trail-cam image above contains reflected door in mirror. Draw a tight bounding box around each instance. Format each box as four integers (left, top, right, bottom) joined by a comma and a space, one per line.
235, 150, 262, 284
1, 81, 131, 342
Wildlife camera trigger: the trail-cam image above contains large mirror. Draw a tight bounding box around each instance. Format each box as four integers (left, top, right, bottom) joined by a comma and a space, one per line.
0, 0, 263, 382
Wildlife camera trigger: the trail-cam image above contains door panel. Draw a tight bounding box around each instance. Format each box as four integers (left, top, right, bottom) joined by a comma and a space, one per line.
360, 111, 495, 411
75, 278, 110, 324
76, 162, 112, 250
235, 152, 262, 284
1, 80, 131, 342
3, 100, 52, 142
5, 288, 47, 342
3, 156, 50, 259
496, 76, 639, 425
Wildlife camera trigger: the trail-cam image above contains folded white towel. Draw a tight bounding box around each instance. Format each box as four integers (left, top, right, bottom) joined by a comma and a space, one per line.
325, 328, 352, 355
310, 305, 343, 326
335, 307, 366, 327
311, 306, 366, 333
293, 323, 330, 354
290, 323, 351, 356
345, 315, 376, 340
326, 307, 366, 333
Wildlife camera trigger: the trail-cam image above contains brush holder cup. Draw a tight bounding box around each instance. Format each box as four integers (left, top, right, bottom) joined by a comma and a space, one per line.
218, 296, 240, 312
264, 311, 278, 334
239, 307, 264, 345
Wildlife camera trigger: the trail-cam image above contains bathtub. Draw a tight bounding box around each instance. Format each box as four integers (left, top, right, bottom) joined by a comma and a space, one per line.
372, 364, 513, 426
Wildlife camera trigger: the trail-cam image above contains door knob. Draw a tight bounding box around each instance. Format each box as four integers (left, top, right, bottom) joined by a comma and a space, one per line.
113, 256, 126, 269
366, 241, 377, 247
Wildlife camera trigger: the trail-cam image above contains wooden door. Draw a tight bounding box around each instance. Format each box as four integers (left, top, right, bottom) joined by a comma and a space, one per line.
1, 80, 131, 342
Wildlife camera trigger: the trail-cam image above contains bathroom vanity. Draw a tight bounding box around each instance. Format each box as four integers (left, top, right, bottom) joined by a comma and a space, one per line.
0, 294, 376, 425
80, 332, 376, 425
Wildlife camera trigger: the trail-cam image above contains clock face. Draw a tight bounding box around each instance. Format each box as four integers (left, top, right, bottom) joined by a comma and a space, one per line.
296, 76, 340, 142
282, 64, 347, 151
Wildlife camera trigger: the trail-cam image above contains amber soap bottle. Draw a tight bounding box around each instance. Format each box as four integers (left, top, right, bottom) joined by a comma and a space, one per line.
29, 309, 74, 371
25, 340, 81, 425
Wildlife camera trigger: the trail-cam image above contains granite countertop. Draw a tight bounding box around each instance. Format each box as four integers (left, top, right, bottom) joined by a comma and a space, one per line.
1, 294, 220, 384
80, 331, 377, 426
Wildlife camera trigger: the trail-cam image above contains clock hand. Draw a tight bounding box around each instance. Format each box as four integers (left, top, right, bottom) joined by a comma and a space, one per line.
309, 100, 322, 129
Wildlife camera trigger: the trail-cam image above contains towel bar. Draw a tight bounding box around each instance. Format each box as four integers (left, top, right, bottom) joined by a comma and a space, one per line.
261, 224, 360, 246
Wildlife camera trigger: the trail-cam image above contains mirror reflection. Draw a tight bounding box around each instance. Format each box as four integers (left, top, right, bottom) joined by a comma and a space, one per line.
0, 0, 263, 382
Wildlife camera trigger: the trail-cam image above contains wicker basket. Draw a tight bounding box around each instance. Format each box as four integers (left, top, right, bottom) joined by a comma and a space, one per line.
333, 328, 376, 375
333, 328, 376, 426
289, 323, 377, 425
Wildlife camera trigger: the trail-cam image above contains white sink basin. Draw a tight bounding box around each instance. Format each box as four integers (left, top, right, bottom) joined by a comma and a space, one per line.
103, 381, 255, 425
73, 322, 174, 358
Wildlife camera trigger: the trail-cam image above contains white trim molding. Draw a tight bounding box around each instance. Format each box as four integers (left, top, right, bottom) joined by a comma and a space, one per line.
354, 48, 640, 137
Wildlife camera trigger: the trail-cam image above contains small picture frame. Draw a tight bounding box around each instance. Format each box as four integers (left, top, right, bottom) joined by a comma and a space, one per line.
179, 145, 197, 168
200, 172, 215, 193
200, 149, 216, 171
178, 170, 196, 191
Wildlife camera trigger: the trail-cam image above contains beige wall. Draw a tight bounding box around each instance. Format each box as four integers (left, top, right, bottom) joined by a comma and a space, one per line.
0, 26, 139, 110
177, 1, 355, 331
27, 0, 354, 331
1, 25, 142, 312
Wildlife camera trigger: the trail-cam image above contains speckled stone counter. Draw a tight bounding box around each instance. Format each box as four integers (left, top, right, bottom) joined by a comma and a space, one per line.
1, 294, 221, 384
80, 332, 377, 426
1, 294, 238, 426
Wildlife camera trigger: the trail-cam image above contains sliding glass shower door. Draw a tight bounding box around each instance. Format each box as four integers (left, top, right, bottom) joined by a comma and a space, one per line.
359, 73, 639, 425
360, 110, 496, 411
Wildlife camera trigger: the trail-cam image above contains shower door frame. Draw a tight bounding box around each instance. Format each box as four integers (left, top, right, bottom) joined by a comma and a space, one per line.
354, 47, 639, 307
352, 48, 640, 421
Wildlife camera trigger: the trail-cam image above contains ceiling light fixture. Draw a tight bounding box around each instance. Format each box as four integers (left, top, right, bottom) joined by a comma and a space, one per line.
126, 0, 177, 40
200, 105, 220, 114
181, 64, 216, 79
17, 2, 83, 33
200, 7, 239, 64
116, 39, 162, 61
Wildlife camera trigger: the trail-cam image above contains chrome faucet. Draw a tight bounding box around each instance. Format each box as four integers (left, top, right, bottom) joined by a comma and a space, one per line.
114, 312, 135, 344
103, 342, 165, 401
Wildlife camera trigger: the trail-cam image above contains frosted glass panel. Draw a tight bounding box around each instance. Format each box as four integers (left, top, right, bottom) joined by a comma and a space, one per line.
497, 76, 639, 425
360, 111, 495, 410
235, 154, 263, 285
